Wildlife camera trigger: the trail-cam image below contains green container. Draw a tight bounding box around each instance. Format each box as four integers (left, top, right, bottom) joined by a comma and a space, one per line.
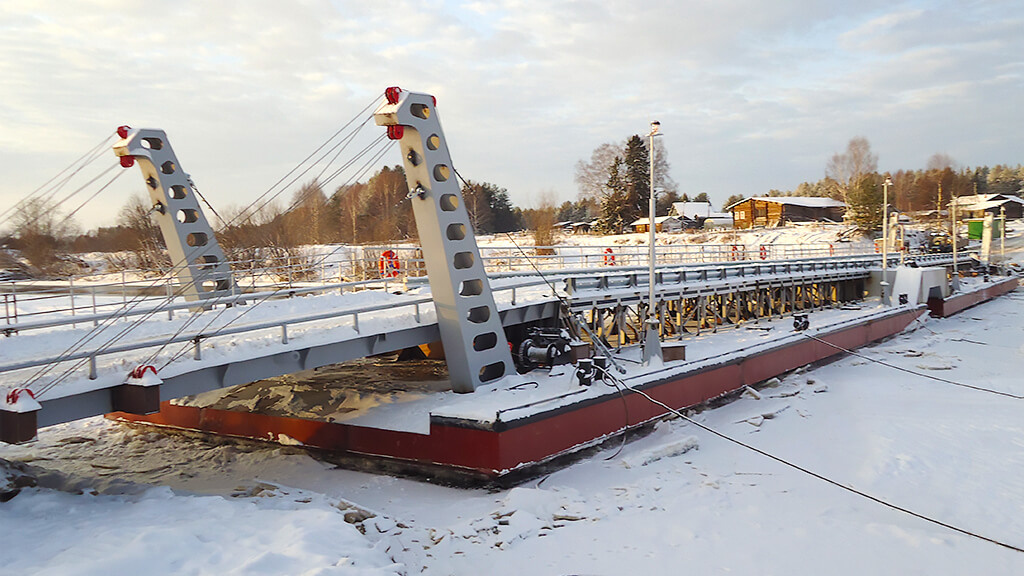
967, 217, 1004, 240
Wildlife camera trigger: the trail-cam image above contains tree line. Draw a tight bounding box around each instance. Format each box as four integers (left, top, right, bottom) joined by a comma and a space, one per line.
2, 165, 527, 276
750, 137, 1024, 231
5, 134, 1021, 277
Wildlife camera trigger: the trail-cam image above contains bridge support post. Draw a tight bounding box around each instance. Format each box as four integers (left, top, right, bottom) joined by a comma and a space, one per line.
113, 128, 235, 305
374, 89, 514, 393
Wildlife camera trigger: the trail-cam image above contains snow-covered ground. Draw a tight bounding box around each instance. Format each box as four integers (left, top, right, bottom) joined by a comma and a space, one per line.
2, 223, 1023, 575
2, 283, 1023, 574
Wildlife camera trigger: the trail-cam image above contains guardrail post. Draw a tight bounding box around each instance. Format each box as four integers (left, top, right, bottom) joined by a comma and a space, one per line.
89, 355, 97, 380
91, 286, 98, 326
511, 286, 517, 306
121, 270, 127, 315
281, 324, 288, 344
193, 337, 202, 360
353, 312, 359, 334
414, 302, 421, 323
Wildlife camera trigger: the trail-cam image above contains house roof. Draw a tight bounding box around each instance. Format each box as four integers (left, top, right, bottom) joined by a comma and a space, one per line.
967, 197, 1024, 211
949, 194, 1009, 207
726, 196, 846, 211
669, 202, 713, 218
630, 216, 681, 226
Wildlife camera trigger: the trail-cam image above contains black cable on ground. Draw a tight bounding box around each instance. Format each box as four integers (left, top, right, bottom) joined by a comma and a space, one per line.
600, 370, 1024, 554
801, 332, 1024, 399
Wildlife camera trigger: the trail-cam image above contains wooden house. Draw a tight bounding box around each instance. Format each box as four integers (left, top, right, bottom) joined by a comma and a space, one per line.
727, 197, 846, 229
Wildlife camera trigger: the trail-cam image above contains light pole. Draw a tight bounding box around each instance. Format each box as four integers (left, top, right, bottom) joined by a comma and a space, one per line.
643, 121, 662, 365
880, 176, 893, 306
951, 186, 959, 291
1001, 205, 1006, 263
882, 176, 892, 270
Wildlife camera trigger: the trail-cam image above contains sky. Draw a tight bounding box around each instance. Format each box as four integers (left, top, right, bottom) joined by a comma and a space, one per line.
1, 0, 1022, 230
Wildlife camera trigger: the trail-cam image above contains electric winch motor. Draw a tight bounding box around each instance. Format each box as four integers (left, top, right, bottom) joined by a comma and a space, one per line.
516, 328, 572, 370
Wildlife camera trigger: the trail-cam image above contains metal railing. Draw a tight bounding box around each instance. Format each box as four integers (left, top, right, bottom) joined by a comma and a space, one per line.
2, 242, 866, 324
2, 241, 976, 328
0, 278, 559, 389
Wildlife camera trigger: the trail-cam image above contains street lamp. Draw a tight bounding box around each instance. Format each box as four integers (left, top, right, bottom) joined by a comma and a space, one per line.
643, 120, 662, 365
881, 176, 893, 306
882, 176, 892, 271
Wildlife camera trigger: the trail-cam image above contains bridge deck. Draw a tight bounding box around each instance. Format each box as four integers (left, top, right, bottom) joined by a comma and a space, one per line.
0, 254, 976, 436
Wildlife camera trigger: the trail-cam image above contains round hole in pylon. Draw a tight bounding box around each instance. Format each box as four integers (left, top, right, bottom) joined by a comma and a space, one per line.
446, 223, 465, 240
177, 209, 198, 224
169, 185, 188, 199
433, 164, 450, 182
453, 251, 474, 269
440, 194, 458, 211
459, 279, 483, 296
410, 103, 431, 120
467, 306, 490, 324
473, 332, 498, 351
194, 255, 218, 270
186, 232, 208, 247
479, 361, 505, 382
426, 134, 440, 150
160, 160, 176, 175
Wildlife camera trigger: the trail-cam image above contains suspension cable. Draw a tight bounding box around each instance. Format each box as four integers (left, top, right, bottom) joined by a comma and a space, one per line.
24, 98, 387, 394
0, 132, 116, 224
26, 97, 392, 397
152, 136, 396, 370
232, 95, 382, 227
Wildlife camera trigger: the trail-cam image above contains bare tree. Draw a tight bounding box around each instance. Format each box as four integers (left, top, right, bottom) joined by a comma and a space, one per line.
826, 136, 878, 204
8, 197, 80, 275
528, 193, 558, 255
109, 193, 168, 272
574, 142, 622, 201
651, 139, 679, 198
927, 153, 956, 172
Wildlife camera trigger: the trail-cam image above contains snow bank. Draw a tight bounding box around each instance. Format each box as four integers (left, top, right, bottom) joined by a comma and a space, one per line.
2, 484, 401, 575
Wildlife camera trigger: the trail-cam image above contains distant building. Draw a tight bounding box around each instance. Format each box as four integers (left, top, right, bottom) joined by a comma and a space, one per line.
571, 220, 597, 234
950, 194, 1023, 219
630, 216, 682, 233
727, 197, 846, 229
668, 202, 713, 220
668, 201, 732, 229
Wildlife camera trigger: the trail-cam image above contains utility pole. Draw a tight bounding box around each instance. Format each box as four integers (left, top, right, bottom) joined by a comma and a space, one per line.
1001, 205, 1006, 263
950, 183, 959, 291
643, 121, 662, 366
881, 176, 892, 306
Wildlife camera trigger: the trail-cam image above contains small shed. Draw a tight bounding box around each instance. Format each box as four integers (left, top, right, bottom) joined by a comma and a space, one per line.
727, 197, 846, 229
571, 221, 596, 234
630, 216, 682, 233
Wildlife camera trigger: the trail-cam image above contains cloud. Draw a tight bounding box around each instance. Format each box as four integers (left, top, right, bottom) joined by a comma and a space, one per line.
0, 0, 1021, 228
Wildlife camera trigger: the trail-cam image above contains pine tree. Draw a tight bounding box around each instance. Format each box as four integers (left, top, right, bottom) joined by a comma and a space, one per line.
622, 135, 650, 224
598, 157, 630, 234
